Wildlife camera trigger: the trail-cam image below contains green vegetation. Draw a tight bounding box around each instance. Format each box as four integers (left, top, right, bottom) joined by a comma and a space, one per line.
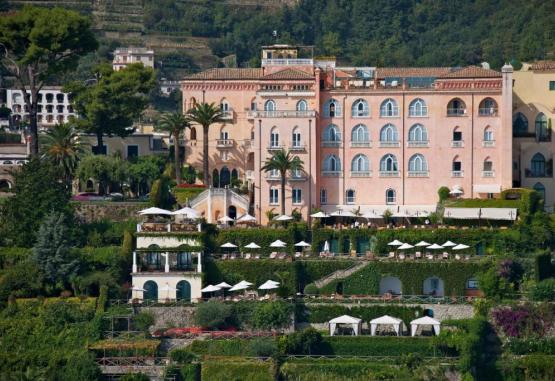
201, 359, 274, 381
299, 305, 423, 327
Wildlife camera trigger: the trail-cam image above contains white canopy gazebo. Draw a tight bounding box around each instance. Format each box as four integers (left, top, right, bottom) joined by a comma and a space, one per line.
258, 280, 280, 290
410, 316, 441, 336
329, 315, 362, 336
244, 242, 261, 249
138, 207, 173, 216
237, 214, 257, 224
370, 315, 403, 336
229, 281, 251, 292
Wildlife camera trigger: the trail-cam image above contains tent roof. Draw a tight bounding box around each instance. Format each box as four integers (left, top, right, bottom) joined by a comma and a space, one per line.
410, 316, 441, 326
370, 315, 402, 324
259, 280, 280, 290
237, 214, 257, 222
329, 314, 362, 324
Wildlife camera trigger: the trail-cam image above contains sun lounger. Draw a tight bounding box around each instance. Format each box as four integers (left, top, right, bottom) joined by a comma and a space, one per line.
255, 254, 260, 259
230, 254, 236, 260
244, 253, 251, 260
455, 254, 461, 260
295, 252, 302, 258
399, 254, 405, 260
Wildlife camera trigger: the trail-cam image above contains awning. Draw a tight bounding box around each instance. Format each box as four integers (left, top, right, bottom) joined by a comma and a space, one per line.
369, 315, 403, 336
473, 184, 501, 193
410, 316, 441, 336
480, 208, 517, 220
444, 208, 481, 219
329, 314, 363, 336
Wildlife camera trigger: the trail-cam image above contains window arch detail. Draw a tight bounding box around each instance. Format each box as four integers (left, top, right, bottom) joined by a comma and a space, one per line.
380, 98, 399, 117
513, 112, 528, 137
408, 154, 428, 176
352, 99, 369, 117
351, 124, 370, 147
535, 113, 550, 142
296, 99, 308, 112
351, 154, 370, 176
323, 155, 341, 174
386, 189, 396, 204
408, 124, 428, 146
379, 154, 399, 175
530, 153, 547, 177
322, 124, 341, 146
479, 98, 498, 116
447, 98, 466, 116
323, 99, 341, 118
409, 98, 428, 117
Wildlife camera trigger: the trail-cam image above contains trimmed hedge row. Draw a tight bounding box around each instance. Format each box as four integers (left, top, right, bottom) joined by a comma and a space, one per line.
320, 261, 485, 296
189, 339, 253, 356
280, 360, 410, 381
301, 304, 424, 326
320, 336, 441, 357
201, 358, 274, 381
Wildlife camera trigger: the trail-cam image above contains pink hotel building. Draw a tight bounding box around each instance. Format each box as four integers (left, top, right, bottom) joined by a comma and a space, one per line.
181, 45, 513, 225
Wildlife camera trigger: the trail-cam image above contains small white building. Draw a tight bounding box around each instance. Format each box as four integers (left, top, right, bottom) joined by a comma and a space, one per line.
113, 47, 154, 71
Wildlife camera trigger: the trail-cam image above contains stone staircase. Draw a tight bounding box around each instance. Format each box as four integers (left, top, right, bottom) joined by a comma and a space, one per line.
314, 262, 368, 289
190, 187, 249, 211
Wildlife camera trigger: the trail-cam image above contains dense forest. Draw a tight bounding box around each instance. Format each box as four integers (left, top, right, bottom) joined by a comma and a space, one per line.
144, 0, 555, 68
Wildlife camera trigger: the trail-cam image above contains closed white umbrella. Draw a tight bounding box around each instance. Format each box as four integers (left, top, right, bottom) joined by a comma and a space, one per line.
215, 282, 232, 289
295, 241, 311, 247
442, 241, 457, 247
427, 243, 444, 250
220, 242, 238, 248
388, 240, 404, 246
259, 280, 280, 290
270, 239, 287, 248
310, 211, 329, 218
201, 285, 221, 293
323, 240, 330, 252
275, 214, 293, 221
397, 243, 414, 250
452, 244, 470, 250
138, 207, 172, 215
237, 214, 257, 223
415, 241, 431, 247
171, 207, 199, 219
244, 242, 261, 249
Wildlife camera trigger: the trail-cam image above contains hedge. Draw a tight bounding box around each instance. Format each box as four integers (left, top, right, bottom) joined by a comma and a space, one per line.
280, 360, 411, 381
319, 336, 441, 357
534, 251, 552, 281
301, 304, 424, 327
319, 261, 485, 296
201, 358, 274, 381
189, 339, 253, 356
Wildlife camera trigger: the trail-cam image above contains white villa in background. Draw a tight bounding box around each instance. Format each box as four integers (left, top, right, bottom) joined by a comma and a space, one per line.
131, 220, 203, 303
113, 47, 155, 71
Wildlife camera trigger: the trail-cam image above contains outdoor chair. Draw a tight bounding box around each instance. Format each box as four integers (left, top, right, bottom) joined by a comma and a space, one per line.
415, 251, 422, 259
279, 253, 287, 259
455, 254, 461, 260
388, 252, 395, 258
230, 254, 236, 260
222, 254, 229, 260
398, 254, 405, 260
244, 253, 251, 260
295, 252, 302, 258
465, 255, 471, 261
269, 252, 277, 259
426, 254, 434, 260
442, 252, 449, 259
254, 254, 260, 259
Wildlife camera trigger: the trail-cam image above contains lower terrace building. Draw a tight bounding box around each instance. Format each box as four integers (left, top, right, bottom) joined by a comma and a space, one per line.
181, 45, 513, 225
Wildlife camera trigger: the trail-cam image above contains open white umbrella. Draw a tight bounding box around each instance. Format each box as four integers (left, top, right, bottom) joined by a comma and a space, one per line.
237, 214, 257, 223
275, 214, 293, 221
398, 243, 414, 250
244, 242, 261, 249
229, 282, 251, 292
172, 207, 199, 219
310, 211, 329, 218
442, 241, 457, 247
388, 240, 404, 246
449, 188, 464, 195
201, 285, 221, 293
138, 207, 172, 216
270, 239, 287, 248
220, 242, 238, 248
452, 244, 470, 250
427, 243, 444, 250
259, 280, 280, 290
415, 241, 431, 247
219, 216, 234, 223
215, 282, 232, 289
295, 241, 311, 247
131, 286, 146, 292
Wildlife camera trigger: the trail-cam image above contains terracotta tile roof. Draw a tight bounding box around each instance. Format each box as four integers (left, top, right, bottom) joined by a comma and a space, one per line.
182, 68, 263, 80
261, 68, 314, 80
529, 61, 555, 71
441, 66, 501, 78
376, 67, 452, 78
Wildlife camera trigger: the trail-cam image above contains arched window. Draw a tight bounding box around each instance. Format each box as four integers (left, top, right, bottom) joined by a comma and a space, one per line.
452, 156, 462, 174
380, 154, 398, 172
143, 280, 158, 301
479, 98, 498, 116
296, 99, 308, 111
535, 113, 550, 142
346, 189, 356, 204
323, 99, 341, 118
212, 169, 220, 188
533, 182, 546, 200
231, 169, 238, 181
447, 98, 466, 116
292, 127, 302, 148
409, 98, 428, 117
380, 98, 399, 117
270, 127, 280, 148
531, 153, 546, 177
386, 189, 396, 204
351, 124, 369, 145
220, 166, 231, 187
320, 188, 327, 204
264, 100, 276, 112
483, 157, 493, 173
452, 127, 462, 143
190, 127, 197, 140
351, 99, 369, 117
351, 154, 370, 172
323, 155, 341, 172
220, 99, 230, 112
323, 124, 341, 142
408, 154, 428, 173
176, 280, 191, 301
408, 124, 428, 142
513, 112, 528, 136
380, 124, 398, 142
483, 127, 494, 142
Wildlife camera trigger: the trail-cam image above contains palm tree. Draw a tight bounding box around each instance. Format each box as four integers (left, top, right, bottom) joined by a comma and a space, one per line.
156, 113, 189, 184
261, 149, 304, 216
40, 123, 87, 188
186, 103, 224, 186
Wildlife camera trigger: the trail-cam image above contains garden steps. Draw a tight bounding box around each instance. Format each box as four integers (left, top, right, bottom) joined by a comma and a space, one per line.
314, 262, 368, 288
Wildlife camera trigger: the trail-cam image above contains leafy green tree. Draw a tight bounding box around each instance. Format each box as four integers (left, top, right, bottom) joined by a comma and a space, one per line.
156, 113, 189, 184
0, 6, 97, 155
128, 155, 165, 196
40, 123, 88, 188
252, 301, 292, 331
76, 155, 128, 195
261, 149, 304, 216
0, 158, 71, 246
194, 300, 235, 329
149, 175, 174, 209
32, 212, 80, 292
186, 102, 224, 186
65, 63, 155, 151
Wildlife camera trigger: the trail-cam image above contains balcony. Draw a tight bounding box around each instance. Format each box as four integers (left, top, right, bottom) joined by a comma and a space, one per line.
379, 171, 400, 177
265, 172, 281, 181
350, 170, 372, 177
482, 170, 495, 178
133, 252, 199, 273
289, 143, 306, 151
525, 168, 553, 178
247, 110, 316, 119
267, 144, 284, 151
479, 108, 498, 117
451, 170, 464, 178
322, 170, 342, 177
482, 140, 495, 147
408, 171, 429, 177
261, 58, 313, 66
216, 139, 234, 148
451, 140, 464, 148
321, 141, 341, 148
220, 110, 234, 120
351, 141, 371, 148
379, 141, 400, 148
380, 107, 400, 118
407, 141, 429, 148
137, 222, 198, 233
289, 172, 307, 181
447, 108, 467, 116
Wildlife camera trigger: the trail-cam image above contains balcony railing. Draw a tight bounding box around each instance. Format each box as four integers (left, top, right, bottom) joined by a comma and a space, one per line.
289, 173, 307, 181
351, 141, 371, 148
289, 143, 306, 151
482, 140, 495, 147
451, 170, 464, 178
265, 173, 281, 180
322, 170, 342, 177
451, 140, 464, 148
247, 110, 316, 118
379, 171, 400, 177
407, 141, 429, 148
482, 170, 495, 178
380, 108, 400, 117
447, 108, 467, 116
267, 144, 284, 151
479, 108, 498, 116
408, 171, 429, 177
525, 168, 553, 178
220, 110, 234, 120
216, 139, 234, 148
379, 141, 400, 148
350, 170, 372, 177
322, 141, 341, 148
262, 58, 313, 66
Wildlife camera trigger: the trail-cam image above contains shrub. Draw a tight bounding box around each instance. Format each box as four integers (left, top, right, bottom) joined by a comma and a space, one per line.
438, 186, 450, 202
280, 360, 410, 381
303, 283, 319, 295
169, 348, 197, 364
530, 279, 555, 301
248, 338, 279, 358
504, 338, 555, 355
534, 251, 552, 281
279, 328, 322, 355
195, 300, 235, 329
251, 301, 292, 330
492, 304, 555, 338
201, 359, 273, 381
189, 339, 252, 356
120, 374, 150, 381
133, 312, 155, 332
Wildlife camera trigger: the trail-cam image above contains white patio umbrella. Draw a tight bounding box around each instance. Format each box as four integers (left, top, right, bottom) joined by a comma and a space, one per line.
310, 211, 329, 218
295, 241, 311, 247
215, 282, 232, 289
220, 242, 238, 248
201, 285, 221, 293
362, 211, 383, 219
415, 241, 431, 247
323, 240, 330, 252
237, 214, 257, 223
258, 280, 280, 290
138, 207, 172, 215
275, 214, 293, 221
331, 210, 357, 217
388, 239, 404, 246
229, 281, 251, 292
172, 207, 199, 219
452, 244, 470, 250
244, 242, 261, 249
219, 215, 234, 223
442, 241, 457, 247
427, 243, 444, 250
270, 239, 287, 248
449, 188, 464, 195
397, 243, 414, 250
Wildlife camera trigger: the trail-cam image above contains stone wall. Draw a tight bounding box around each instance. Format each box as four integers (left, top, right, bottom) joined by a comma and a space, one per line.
139, 306, 197, 329
73, 201, 147, 222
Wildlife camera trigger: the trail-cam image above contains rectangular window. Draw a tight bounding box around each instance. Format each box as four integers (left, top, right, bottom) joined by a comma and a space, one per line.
292, 188, 302, 204
269, 188, 278, 205
320, 189, 327, 204
127, 145, 139, 159
453, 131, 462, 141
93, 145, 107, 155
467, 279, 479, 289
453, 161, 462, 171
152, 139, 163, 151
549, 81, 555, 91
